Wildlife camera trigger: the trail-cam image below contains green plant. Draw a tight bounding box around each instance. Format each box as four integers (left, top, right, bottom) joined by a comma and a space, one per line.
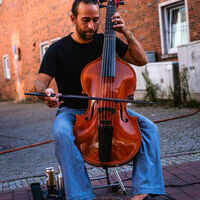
142, 68, 160, 102
178, 67, 200, 107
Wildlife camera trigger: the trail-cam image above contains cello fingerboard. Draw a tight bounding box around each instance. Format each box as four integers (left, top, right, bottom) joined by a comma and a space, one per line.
101, 1, 116, 78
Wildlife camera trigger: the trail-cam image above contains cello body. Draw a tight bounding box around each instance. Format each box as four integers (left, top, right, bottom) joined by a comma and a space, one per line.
74, 56, 142, 167
73, 0, 142, 167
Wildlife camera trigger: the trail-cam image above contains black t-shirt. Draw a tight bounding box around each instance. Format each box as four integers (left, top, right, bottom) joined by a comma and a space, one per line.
39, 33, 128, 109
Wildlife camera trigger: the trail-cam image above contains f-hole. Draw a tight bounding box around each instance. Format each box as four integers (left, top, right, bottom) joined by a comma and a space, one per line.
120, 103, 128, 123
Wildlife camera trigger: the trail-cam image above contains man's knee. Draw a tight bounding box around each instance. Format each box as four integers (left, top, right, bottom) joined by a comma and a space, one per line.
54, 119, 75, 143
151, 122, 159, 134
146, 122, 160, 147
141, 120, 160, 142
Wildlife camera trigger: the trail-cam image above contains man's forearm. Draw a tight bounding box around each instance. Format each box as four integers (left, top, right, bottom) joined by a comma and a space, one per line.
34, 73, 52, 101
124, 30, 147, 66
33, 80, 49, 100
34, 73, 52, 92
34, 79, 48, 93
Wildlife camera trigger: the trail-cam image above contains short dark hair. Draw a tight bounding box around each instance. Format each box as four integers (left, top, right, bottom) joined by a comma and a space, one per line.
72, 0, 99, 17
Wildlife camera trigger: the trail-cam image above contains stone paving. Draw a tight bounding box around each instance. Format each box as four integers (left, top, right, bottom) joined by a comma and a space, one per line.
0, 161, 200, 200
0, 101, 200, 197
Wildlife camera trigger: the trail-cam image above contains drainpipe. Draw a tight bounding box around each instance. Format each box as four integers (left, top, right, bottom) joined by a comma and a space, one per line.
14, 44, 22, 102
172, 61, 181, 106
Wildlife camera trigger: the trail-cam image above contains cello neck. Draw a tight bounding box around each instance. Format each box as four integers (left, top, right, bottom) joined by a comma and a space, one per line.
101, 0, 116, 78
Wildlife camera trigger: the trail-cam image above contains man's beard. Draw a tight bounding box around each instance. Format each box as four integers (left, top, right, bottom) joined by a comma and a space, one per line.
76, 26, 98, 41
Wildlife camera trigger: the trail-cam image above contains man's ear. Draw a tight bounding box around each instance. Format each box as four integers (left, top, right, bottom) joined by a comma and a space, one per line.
70, 14, 76, 24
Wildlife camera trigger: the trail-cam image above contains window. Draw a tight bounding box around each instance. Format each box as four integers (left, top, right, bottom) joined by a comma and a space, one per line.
159, 0, 189, 55
0, 0, 2, 5
3, 55, 11, 80
40, 37, 61, 60
40, 42, 49, 61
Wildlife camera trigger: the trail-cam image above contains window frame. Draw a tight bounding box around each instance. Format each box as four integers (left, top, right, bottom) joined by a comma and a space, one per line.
3, 55, 11, 80
158, 0, 190, 55
40, 37, 61, 61
40, 41, 49, 61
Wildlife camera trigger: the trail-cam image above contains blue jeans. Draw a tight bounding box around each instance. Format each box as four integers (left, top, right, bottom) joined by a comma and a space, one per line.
53, 107, 165, 200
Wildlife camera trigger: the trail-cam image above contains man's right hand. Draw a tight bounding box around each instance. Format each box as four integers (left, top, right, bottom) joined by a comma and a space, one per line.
45, 88, 64, 108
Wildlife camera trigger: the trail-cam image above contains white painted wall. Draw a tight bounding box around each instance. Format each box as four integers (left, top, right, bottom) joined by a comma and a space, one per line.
132, 62, 176, 100
178, 40, 200, 101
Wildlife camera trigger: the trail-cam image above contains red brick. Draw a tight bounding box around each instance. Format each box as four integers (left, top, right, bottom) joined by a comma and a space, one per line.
177, 173, 200, 183
165, 187, 180, 195
179, 186, 200, 200
0, 0, 200, 101
172, 191, 194, 200
0, 192, 13, 200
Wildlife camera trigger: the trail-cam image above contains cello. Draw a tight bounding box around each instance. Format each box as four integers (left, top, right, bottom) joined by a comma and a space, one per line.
73, 0, 142, 167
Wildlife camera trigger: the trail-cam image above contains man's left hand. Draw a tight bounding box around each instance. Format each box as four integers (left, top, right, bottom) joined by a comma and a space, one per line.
111, 12, 128, 35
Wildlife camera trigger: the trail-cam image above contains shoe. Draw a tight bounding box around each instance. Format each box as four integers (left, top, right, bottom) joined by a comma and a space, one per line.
144, 194, 176, 200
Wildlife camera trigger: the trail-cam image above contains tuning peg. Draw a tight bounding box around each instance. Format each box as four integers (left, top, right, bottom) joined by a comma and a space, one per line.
99, 0, 107, 3
116, 0, 125, 8
99, 4, 107, 8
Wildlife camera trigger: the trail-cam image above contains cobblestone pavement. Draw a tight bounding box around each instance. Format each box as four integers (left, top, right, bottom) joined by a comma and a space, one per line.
0, 101, 200, 192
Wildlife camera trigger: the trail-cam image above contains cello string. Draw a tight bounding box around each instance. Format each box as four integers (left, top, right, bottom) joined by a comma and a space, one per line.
108, 3, 111, 127
99, 1, 116, 139
104, 3, 111, 126
100, 42, 105, 127
111, 3, 115, 128
103, 15, 108, 126
101, 15, 108, 127
108, 5, 112, 126
99, 29, 107, 128
104, 4, 111, 126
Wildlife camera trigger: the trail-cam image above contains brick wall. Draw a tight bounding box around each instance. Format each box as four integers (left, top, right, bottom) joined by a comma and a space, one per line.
117, 0, 162, 59
187, 0, 200, 41
0, 0, 73, 100
0, 0, 199, 100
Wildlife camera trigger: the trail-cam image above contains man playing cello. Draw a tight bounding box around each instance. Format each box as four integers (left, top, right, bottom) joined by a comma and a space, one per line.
34, 0, 166, 199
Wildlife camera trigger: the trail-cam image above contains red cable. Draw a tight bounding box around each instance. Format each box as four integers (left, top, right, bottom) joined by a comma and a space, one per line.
0, 139, 54, 155
0, 109, 199, 155
154, 108, 200, 123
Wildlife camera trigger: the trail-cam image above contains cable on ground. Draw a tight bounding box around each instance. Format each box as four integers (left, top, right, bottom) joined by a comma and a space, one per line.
0, 109, 200, 155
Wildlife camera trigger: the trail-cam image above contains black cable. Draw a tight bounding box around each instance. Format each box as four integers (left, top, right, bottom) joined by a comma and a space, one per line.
124, 182, 200, 188
113, 173, 200, 189
165, 181, 200, 188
